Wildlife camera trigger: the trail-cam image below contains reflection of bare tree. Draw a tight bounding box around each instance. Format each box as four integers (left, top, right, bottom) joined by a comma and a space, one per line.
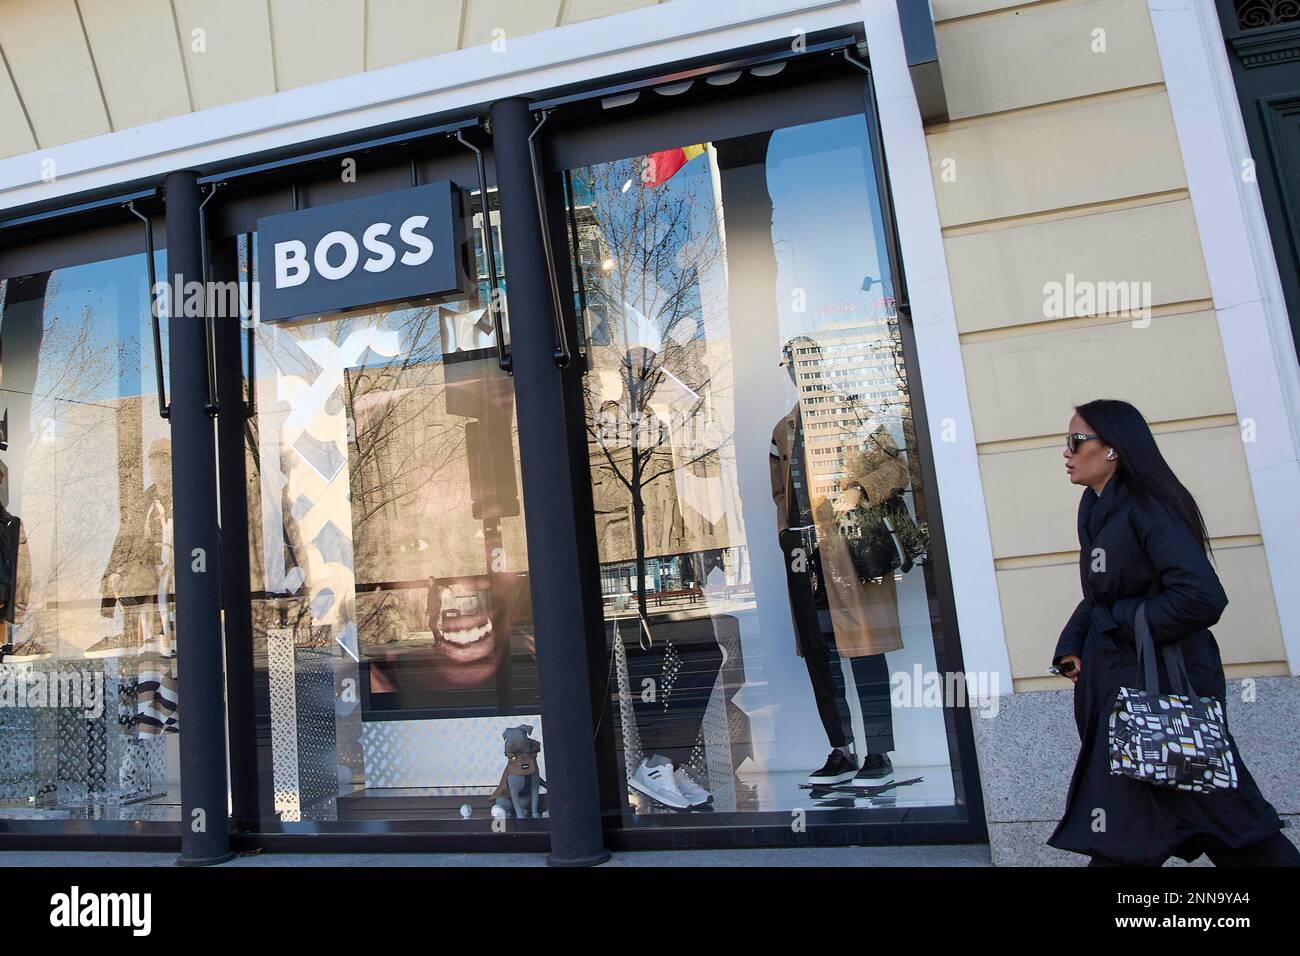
573, 156, 731, 619
344, 307, 459, 533
343, 303, 520, 645
32, 311, 126, 419
12, 276, 136, 616
345, 308, 455, 644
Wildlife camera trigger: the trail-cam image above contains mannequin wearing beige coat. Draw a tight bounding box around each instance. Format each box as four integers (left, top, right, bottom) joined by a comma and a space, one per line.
769, 397, 899, 777
769, 404, 903, 659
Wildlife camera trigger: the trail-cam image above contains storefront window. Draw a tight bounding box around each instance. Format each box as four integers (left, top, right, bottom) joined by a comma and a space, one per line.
241, 191, 547, 825
566, 111, 963, 821
1, 76, 974, 843
0, 250, 181, 821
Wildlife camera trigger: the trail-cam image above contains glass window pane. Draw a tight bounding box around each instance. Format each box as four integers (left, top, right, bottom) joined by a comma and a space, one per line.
0, 250, 181, 822
243, 204, 545, 826
567, 113, 966, 823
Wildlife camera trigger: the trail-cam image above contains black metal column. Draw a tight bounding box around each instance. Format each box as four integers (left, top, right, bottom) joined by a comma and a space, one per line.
543, 182, 623, 815
212, 241, 261, 829
488, 97, 609, 866
165, 170, 235, 865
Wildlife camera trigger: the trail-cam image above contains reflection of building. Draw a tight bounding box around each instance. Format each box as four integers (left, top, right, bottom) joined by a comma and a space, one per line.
791, 315, 907, 501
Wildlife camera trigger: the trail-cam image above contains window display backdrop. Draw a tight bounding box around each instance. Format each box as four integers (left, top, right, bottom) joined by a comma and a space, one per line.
565, 108, 960, 820
240, 187, 547, 825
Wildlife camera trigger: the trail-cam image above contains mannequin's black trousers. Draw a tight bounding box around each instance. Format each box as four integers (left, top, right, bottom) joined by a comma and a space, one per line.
779, 529, 894, 754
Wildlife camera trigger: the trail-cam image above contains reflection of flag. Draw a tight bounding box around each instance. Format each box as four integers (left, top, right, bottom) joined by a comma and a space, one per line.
643, 144, 706, 187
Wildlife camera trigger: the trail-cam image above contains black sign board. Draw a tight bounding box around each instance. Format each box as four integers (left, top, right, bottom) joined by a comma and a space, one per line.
256, 181, 468, 323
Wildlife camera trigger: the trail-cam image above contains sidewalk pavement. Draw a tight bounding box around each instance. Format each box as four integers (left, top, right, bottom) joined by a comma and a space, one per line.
1, 844, 992, 867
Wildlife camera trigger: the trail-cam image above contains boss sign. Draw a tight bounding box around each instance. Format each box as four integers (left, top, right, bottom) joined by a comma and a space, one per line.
255, 181, 468, 323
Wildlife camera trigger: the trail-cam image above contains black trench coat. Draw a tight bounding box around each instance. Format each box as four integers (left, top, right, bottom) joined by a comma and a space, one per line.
1047, 475, 1284, 864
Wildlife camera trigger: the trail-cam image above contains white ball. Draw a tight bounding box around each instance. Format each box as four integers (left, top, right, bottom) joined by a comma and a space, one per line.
459, 804, 472, 819
491, 805, 506, 819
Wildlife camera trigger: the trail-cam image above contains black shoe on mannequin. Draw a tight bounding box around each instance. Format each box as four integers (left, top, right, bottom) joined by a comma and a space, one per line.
855, 753, 894, 782
808, 750, 858, 785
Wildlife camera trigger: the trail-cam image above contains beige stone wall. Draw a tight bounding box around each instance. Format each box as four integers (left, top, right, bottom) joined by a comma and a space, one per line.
0, 0, 662, 157
926, 0, 1288, 689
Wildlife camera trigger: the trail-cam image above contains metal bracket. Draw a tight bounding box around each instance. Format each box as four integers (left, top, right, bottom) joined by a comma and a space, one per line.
561, 168, 589, 371
126, 201, 169, 419
198, 182, 221, 415
841, 45, 870, 75
527, 109, 571, 368
243, 231, 257, 418
454, 126, 512, 374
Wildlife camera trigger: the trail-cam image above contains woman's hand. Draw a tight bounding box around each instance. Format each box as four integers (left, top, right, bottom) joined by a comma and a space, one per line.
1059, 655, 1082, 684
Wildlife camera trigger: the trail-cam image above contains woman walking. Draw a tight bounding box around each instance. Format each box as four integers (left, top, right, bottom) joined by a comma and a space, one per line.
1049, 399, 1298, 866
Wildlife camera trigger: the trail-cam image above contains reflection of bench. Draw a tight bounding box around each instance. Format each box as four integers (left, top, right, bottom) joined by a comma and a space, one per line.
599, 585, 756, 608
601, 589, 702, 608
653, 588, 703, 607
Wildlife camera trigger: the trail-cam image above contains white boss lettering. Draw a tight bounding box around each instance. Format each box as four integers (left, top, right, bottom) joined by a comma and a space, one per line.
274, 240, 310, 288
362, 222, 396, 273
399, 215, 434, 266
274, 213, 439, 289
314, 230, 360, 281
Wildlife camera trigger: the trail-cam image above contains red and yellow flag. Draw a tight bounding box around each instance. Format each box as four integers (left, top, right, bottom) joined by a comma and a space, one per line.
642, 144, 706, 187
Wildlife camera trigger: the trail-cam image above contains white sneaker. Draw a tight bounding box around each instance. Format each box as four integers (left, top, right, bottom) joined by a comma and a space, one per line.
629, 759, 691, 810
673, 768, 712, 807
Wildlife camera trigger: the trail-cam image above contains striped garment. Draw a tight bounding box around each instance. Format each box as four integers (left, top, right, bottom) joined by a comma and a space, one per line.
135, 645, 177, 735
133, 606, 178, 736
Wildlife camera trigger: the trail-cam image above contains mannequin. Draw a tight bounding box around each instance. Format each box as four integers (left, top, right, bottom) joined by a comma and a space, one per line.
98, 438, 178, 734
0, 481, 33, 661
769, 336, 905, 786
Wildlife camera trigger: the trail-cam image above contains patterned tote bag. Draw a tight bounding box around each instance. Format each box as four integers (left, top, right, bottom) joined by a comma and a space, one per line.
1109, 603, 1238, 793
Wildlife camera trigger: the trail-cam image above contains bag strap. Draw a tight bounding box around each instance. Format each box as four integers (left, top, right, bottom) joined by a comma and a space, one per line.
1134, 603, 1159, 694
1134, 602, 1195, 697
1161, 642, 1194, 698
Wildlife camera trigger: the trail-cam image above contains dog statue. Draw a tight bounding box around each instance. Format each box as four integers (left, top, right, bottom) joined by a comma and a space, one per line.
492, 724, 545, 818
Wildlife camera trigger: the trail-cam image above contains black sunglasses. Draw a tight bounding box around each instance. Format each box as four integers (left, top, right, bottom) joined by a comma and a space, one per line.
1066, 432, 1100, 454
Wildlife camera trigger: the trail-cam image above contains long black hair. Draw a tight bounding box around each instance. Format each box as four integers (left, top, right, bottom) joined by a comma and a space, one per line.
1075, 399, 1213, 556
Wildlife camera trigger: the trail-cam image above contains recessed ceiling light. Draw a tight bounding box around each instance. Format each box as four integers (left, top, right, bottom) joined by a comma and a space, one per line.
706, 71, 742, 86
601, 91, 640, 109
654, 81, 694, 96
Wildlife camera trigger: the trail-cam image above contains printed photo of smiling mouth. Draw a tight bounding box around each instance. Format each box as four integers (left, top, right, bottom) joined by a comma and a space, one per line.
436, 611, 495, 663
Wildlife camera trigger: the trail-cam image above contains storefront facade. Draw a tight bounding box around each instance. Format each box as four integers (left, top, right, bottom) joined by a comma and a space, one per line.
0, 0, 1296, 864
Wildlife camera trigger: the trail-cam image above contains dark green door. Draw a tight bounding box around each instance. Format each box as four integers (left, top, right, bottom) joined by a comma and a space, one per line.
1216, 0, 1300, 359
